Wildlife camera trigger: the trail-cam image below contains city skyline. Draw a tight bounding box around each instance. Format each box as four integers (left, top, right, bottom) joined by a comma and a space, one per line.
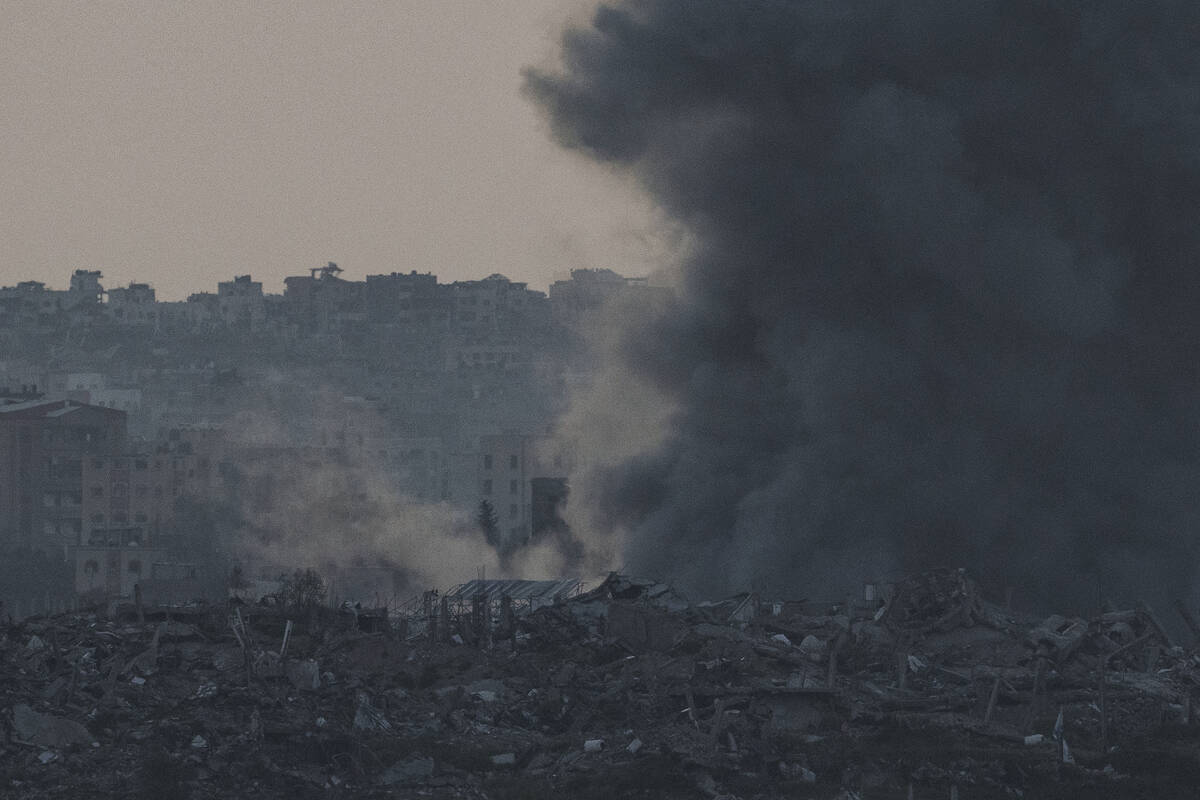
1, 2, 675, 301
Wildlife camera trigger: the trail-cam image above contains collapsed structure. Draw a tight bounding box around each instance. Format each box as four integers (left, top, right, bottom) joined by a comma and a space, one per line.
2, 569, 1198, 798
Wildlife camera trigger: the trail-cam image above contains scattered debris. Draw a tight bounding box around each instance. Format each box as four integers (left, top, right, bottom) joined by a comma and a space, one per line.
1, 569, 1197, 798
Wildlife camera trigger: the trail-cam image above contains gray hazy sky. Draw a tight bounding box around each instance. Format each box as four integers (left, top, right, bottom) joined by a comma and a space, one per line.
1, 1, 669, 300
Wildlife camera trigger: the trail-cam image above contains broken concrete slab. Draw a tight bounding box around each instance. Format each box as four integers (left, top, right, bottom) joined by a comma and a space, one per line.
380, 757, 435, 785
11, 704, 96, 749
285, 658, 320, 691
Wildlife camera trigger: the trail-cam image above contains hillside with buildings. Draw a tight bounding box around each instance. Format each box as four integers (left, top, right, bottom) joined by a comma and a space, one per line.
0, 265, 668, 620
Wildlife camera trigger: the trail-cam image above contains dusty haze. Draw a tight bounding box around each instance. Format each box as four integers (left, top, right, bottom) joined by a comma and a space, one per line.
530, 0, 1200, 613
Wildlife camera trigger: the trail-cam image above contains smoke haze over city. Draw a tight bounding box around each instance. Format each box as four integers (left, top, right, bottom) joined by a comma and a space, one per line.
4, 1, 1200, 622
528, 0, 1200, 613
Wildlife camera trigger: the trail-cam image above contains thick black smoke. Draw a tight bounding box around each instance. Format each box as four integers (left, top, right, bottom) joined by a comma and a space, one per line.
527, 1, 1200, 610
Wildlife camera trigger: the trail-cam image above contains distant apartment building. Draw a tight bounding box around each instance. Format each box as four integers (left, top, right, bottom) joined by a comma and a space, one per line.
0, 399, 127, 555
474, 433, 572, 546
478, 434, 530, 545
76, 425, 224, 601
75, 536, 168, 601
0, 281, 60, 319
548, 267, 669, 321
217, 274, 266, 329
68, 269, 104, 304
81, 453, 172, 546
0, 270, 105, 322
284, 262, 366, 333
154, 298, 215, 334
106, 282, 157, 324
449, 274, 548, 332
364, 271, 441, 325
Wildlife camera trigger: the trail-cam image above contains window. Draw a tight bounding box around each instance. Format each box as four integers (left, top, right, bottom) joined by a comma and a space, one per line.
127, 560, 141, 575
483, 454, 493, 469
93, 458, 105, 469
509, 455, 518, 469
91, 513, 104, 524
135, 513, 147, 523
509, 504, 518, 518
134, 459, 148, 470
510, 480, 518, 495
84, 560, 99, 577
90, 486, 104, 498
482, 479, 492, 495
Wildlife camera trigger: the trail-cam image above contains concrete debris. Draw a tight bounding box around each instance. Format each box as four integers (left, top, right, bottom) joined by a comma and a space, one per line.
284, 658, 320, 691
797, 634, 826, 661
11, 703, 96, 749
380, 757, 435, 785
352, 691, 391, 731
0, 568, 1197, 798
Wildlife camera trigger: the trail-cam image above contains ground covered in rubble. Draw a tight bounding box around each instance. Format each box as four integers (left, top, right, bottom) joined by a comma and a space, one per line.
3, 570, 1200, 799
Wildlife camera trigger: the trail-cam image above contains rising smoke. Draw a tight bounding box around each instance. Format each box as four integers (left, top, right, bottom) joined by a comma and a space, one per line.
527, 0, 1200, 611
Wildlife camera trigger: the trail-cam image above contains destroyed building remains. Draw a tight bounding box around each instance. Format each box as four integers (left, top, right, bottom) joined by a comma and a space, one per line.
2, 569, 1199, 798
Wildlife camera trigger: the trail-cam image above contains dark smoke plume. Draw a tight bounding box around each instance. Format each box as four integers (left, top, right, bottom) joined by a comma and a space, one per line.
527, 1, 1200, 611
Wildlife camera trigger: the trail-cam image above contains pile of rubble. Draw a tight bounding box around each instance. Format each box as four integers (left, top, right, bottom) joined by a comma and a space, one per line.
3, 569, 1199, 798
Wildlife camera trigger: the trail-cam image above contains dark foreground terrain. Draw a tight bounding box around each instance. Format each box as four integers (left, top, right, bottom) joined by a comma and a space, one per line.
3, 570, 1199, 799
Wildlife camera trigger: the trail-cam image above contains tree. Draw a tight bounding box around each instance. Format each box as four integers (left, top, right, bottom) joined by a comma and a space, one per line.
278, 568, 327, 611
477, 499, 500, 548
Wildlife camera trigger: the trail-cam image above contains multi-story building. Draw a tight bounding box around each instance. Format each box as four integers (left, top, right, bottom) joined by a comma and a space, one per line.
0, 270, 105, 322
75, 531, 168, 601
477, 433, 533, 546
284, 262, 366, 333
0, 398, 127, 556
217, 275, 266, 329
68, 269, 104, 305
106, 282, 157, 324
548, 268, 669, 321
473, 433, 576, 547
81, 453, 171, 547
149, 297, 213, 334
448, 274, 548, 332
75, 424, 225, 602
364, 271, 440, 324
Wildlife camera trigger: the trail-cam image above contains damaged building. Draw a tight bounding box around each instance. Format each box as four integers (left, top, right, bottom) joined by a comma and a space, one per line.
1, 569, 1198, 798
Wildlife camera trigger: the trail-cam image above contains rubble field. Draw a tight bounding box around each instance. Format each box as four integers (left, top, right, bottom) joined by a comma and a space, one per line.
3, 569, 1199, 799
